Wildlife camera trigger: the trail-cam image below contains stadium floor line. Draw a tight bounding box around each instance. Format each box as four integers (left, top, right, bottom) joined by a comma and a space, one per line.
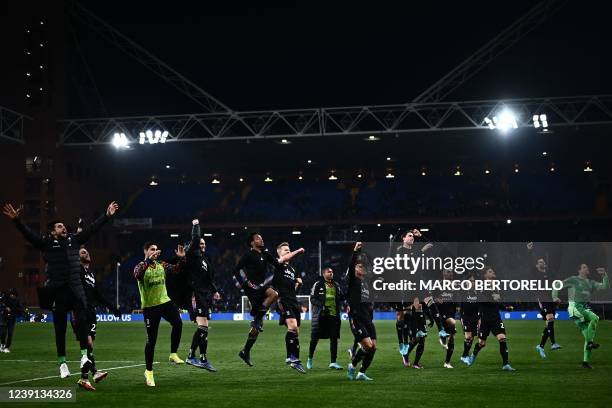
0, 362, 159, 386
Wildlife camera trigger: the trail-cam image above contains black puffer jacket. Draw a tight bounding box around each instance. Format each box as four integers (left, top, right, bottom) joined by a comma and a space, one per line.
310, 277, 344, 334
3, 296, 23, 321
13, 214, 111, 306
186, 223, 218, 293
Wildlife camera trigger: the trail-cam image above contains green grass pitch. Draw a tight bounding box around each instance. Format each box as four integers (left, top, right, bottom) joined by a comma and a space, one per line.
0, 320, 609, 407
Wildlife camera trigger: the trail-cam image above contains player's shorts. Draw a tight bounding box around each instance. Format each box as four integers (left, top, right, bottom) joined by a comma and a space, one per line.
568, 302, 598, 325
72, 308, 97, 340
193, 290, 212, 319
478, 316, 506, 340
277, 297, 301, 327
462, 316, 479, 334
409, 289, 432, 303
439, 303, 457, 321
349, 316, 377, 341
391, 302, 412, 312
313, 314, 341, 339
539, 302, 556, 319
244, 284, 271, 317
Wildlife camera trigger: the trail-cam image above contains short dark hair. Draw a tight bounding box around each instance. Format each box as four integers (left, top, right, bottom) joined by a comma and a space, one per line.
401, 229, 413, 239
354, 254, 368, 267
247, 232, 260, 247
47, 220, 63, 231
143, 241, 156, 251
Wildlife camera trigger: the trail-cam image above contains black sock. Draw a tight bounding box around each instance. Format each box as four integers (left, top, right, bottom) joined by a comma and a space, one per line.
548, 320, 556, 344
396, 320, 404, 345
88, 347, 97, 374
425, 300, 443, 331
330, 337, 338, 363
500, 340, 509, 365
445, 339, 455, 363
351, 341, 358, 356
407, 339, 417, 357
244, 332, 257, 353
415, 310, 426, 332
359, 348, 376, 373
285, 330, 299, 360
402, 312, 411, 344
292, 332, 300, 360
256, 303, 269, 320
414, 338, 425, 364
473, 342, 484, 357
351, 347, 366, 366
463, 338, 473, 357
309, 337, 318, 359
539, 324, 549, 348
189, 328, 200, 358
198, 326, 209, 359
145, 341, 155, 371
170, 322, 182, 354
403, 310, 413, 343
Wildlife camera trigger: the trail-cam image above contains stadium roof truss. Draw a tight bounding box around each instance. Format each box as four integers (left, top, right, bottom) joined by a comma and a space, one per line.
60, 0, 612, 147
0, 106, 30, 144
57, 95, 612, 145
4, 1, 584, 145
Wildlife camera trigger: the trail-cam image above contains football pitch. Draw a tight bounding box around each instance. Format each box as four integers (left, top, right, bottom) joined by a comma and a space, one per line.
0, 320, 609, 407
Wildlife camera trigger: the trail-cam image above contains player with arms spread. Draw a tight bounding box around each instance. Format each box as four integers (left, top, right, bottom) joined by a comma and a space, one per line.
552, 264, 609, 369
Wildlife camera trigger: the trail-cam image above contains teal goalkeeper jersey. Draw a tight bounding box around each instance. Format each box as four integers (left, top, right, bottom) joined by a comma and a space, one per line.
553, 273, 609, 303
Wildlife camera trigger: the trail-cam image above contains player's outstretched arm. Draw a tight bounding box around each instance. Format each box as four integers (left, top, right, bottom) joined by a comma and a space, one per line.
4, 203, 45, 249
345, 242, 362, 282
190, 219, 201, 250
77, 201, 119, 244
163, 245, 186, 274
279, 248, 305, 264
552, 276, 577, 302
232, 253, 249, 288
594, 268, 609, 290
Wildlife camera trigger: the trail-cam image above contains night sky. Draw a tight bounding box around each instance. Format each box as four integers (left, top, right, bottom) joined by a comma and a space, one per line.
41, 1, 609, 179
72, 1, 612, 117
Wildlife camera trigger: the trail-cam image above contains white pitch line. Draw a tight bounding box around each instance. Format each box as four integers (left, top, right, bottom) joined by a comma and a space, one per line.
0, 362, 159, 386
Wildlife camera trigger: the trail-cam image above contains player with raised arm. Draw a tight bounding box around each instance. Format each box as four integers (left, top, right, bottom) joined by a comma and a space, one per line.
460, 273, 481, 365
465, 266, 516, 371
552, 264, 609, 369
435, 269, 459, 368
346, 242, 377, 381
133, 242, 186, 387
71, 247, 121, 390
184, 219, 221, 372
234, 233, 280, 366
399, 230, 447, 336
3, 201, 118, 383
273, 242, 306, 373
527, 243, 562, 359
